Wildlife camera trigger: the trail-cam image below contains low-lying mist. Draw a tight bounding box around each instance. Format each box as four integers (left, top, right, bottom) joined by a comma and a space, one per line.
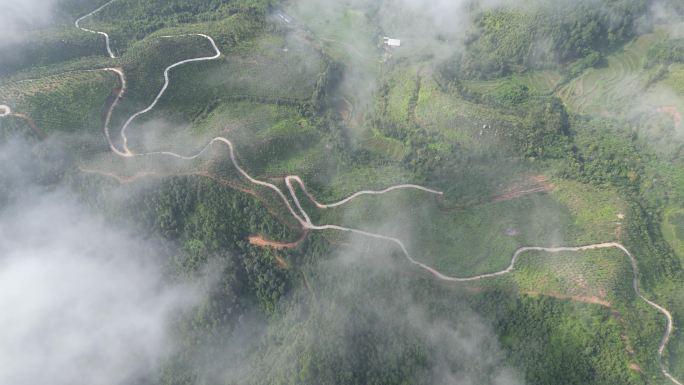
232, 234, 524, 385
0, 138, 206, 385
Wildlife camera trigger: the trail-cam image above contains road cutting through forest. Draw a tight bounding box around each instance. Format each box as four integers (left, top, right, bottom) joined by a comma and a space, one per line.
0, 3, 680, 383
75, 0, 118, 58
90, 27, 681, 383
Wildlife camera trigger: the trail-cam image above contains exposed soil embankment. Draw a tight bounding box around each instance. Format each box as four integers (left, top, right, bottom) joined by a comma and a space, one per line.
248, 232, 306, 251
493, 175, 554, 202
246, 236, 296, 269
525, 290, 611, 307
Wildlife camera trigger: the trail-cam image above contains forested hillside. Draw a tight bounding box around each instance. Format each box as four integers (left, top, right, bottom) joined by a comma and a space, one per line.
2, 0, 684, 384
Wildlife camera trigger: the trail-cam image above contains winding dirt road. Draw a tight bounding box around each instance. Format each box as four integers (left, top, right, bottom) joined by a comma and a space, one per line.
0, 105, 46, 139
75, 0, 118, 58
1, 2, 680, 383
117, 34, 222, 156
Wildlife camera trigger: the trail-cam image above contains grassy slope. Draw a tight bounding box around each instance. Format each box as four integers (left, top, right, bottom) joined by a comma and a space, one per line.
556, 28, 667, 114
0, 71, 116, 141
316, 177, 624, 277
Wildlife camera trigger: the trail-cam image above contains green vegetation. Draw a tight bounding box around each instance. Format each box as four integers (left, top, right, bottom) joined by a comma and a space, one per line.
4, 0, 684, 383
83, 0, 275, 53
485, 292, 644, 385
663, 208, 684, 263
0, 29, 104, 77
507, 249, 634, 303
456, 0, 649, 80
0, 71, 116, 134
647, 39, 684, 68
98, 174, 299, 313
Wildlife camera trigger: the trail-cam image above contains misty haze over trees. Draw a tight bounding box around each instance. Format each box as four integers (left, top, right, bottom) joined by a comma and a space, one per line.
2, 0, 684, 384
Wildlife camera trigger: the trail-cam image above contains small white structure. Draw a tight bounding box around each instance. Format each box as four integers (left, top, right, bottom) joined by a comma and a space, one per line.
277, 12, 291, 24
383, 37, 401, 47
0, 105, 11, 117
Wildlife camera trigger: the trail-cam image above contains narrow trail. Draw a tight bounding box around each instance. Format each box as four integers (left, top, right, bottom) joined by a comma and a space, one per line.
75, 0, 118, 58
0, 105, 46, 139
10, 112, 45, 140
524, 291, 611, 307
1, 1, 680, 382
116, 34, 222, 156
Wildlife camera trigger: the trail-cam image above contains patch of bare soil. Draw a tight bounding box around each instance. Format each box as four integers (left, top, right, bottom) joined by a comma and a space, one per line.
657, 106, 682, 128
248, 231, 307, 252
492, 175, 555, 202
525, 290, 611, 307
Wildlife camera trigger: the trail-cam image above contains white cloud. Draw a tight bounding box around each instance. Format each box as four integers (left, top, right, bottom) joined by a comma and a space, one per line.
0, 0, 59, 43
0, 139, 203, 385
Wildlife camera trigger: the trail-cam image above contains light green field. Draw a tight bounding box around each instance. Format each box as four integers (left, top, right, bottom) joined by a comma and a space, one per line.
317, 178, 625, 277
662, 63, 684, 95
464, 70, 562, 95
359, 128, 407, 161
502, 248, 634, 304
663, 207, 684, 263
551, 180, 626, 244
557, 30, 667, 116
95, 26, 328, 165
312, 163, 416, 203
385, 66, 419, 123
415, 76, 524, 149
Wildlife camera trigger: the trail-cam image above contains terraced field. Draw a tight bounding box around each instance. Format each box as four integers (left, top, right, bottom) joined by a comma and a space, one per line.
463, 70, 562, 96
557, 30, 667, 117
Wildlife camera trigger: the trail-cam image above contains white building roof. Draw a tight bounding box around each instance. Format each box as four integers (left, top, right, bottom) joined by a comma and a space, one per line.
383, 37, 401, 47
